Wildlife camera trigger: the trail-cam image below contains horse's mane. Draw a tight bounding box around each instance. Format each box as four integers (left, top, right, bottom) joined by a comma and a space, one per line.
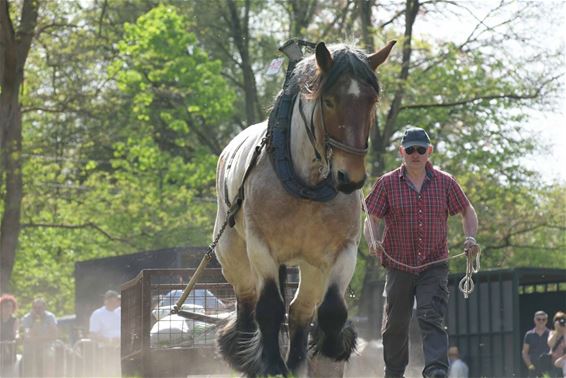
285, 44, 380, 100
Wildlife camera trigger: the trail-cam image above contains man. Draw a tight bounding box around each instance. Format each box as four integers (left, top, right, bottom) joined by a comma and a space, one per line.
89, 290, 121, 345
364, 127, 479, 378
522, 310, 550, 377
448, 346, 469, 378
21, 298, 58, 377
89, 290, 121, 376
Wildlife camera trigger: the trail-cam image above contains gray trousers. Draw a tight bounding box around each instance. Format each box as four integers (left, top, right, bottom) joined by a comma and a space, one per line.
382, 263, 449, 378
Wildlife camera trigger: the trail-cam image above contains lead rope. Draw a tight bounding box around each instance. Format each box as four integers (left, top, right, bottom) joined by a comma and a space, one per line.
359, 190, 480, 299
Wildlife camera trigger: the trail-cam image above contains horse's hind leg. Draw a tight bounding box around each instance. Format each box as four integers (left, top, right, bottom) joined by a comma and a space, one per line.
286, 264, 327, 375
247, 237, 288, 377
215, 227, 260, 375
310, 247, 358, 361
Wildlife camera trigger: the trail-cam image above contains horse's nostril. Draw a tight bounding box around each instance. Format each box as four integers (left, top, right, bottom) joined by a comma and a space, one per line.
337, 171, 348, 184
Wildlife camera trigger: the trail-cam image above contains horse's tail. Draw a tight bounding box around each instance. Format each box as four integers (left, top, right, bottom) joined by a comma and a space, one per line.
278, 264, 287, 307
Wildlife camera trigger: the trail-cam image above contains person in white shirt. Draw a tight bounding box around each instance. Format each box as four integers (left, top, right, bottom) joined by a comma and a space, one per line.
89, 290, 121, 345
448, 346, 469, 378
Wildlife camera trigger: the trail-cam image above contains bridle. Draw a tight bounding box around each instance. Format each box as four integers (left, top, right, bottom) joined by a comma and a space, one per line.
298, 96, 369, 172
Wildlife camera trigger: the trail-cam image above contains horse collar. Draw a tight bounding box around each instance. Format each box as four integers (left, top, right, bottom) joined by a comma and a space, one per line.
267, 92, 338, 202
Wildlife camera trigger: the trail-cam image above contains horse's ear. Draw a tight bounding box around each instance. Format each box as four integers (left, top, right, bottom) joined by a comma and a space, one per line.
316, 42, 333, 74
368, 40, 397, 70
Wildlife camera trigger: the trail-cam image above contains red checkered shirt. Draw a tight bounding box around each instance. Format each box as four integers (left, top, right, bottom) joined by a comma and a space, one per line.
365, 162, 470, 273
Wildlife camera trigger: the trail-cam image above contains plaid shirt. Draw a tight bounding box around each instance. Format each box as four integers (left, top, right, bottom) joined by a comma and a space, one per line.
365, 162, 470, 273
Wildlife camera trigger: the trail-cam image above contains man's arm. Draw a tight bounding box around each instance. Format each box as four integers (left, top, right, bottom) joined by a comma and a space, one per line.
521, 342, 535, 370
461, 204, 478, 238
461, 204, 479, 254
364, 214, 384, 256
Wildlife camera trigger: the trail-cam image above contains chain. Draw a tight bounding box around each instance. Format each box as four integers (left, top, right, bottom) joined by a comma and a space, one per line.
206, 216, 229, 258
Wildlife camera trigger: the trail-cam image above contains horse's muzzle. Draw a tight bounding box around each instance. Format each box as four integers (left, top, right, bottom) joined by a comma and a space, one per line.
336, 171, 366, 194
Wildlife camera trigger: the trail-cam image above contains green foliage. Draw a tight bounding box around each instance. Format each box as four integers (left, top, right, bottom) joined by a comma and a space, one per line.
12, 4, 232, 316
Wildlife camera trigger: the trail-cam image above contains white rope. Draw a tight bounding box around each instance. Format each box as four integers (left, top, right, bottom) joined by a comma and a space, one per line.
359, 190, 480, 298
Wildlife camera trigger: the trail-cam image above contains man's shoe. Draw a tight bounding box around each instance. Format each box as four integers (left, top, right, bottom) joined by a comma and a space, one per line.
424, 368, 447, 378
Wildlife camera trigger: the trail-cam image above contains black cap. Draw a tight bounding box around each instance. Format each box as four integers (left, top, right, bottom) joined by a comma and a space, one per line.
401, 127, 431, 148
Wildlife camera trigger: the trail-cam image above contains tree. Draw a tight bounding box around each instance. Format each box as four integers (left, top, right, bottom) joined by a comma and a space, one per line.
10, 3, 235, 313
0, 0, 39, 293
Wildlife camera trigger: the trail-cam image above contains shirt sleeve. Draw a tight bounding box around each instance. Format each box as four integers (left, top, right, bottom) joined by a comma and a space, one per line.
523, 332, 531, 345
21, 315, 31, 329
365, 176, 389, 218
89, 311, 100, 333
447, 175, 470, 216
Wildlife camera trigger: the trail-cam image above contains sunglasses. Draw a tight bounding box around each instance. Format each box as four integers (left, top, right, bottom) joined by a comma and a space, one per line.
404, 146, 428, 155
535, 318, 547, 322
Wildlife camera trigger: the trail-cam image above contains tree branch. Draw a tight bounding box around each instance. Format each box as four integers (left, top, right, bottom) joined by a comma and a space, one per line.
399, 74, 562, 111
21, 222, 135, 246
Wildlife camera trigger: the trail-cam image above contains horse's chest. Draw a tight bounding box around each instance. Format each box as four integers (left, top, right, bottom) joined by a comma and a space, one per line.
245, 180, 360, 262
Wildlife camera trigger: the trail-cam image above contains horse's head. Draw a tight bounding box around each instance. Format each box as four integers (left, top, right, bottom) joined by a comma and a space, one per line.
310, 41, 395, 193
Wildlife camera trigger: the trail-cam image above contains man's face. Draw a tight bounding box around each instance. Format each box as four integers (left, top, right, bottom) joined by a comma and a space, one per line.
534, 315, 547, 326
32, 301, 45, 316
105, 296, 120, 310
400, 144, 432, 170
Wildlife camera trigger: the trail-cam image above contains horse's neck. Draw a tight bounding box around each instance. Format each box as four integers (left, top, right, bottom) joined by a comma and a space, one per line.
290, 97, 328, 186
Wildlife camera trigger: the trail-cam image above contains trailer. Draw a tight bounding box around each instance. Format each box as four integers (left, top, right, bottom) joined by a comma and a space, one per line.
120, 268, 233, 377
120, 267, 301, 377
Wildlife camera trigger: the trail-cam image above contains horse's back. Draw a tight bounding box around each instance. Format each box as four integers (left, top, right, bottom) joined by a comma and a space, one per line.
217, 121, 267, 208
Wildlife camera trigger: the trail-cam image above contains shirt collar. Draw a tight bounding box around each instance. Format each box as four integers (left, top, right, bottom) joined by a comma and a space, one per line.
399, 161, 436, 180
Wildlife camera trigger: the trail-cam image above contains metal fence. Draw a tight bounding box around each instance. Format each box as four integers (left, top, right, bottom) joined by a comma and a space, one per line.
0, 339, 120, 377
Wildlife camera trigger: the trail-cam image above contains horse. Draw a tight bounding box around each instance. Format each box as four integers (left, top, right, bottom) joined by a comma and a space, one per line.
214, 41, 395, 377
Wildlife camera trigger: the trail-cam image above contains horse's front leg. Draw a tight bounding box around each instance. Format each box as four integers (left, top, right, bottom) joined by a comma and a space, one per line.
310, 245, 358, 361
286, 264, 328, 375
247, 237, 289, 377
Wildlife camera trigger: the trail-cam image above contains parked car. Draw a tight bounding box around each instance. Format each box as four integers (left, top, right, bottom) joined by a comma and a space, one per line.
152, 289, 225, 321
150, 289, 232, 347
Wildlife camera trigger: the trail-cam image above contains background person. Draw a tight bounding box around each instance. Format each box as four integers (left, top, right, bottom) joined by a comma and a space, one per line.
21, 298, 57, 377
447, 346, 468, 378
88, 289, 121, 377
522, 310, 550, 377
0, 294, 19, 376
364, 127, 479, 378
89, 290, 121, 345
548, 311, 566, 378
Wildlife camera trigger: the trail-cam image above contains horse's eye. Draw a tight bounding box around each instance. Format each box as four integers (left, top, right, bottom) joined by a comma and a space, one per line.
324, 98, 334, 108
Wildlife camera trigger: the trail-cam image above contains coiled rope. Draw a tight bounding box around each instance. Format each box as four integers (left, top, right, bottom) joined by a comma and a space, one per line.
359, 190, 480, 298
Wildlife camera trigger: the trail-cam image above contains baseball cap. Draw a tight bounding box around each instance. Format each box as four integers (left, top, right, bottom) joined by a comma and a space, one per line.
103, 290, 120, 299
401, 127, 431, 148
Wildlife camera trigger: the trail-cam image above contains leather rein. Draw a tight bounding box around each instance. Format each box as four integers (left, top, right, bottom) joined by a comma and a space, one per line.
297, 96, 369, 172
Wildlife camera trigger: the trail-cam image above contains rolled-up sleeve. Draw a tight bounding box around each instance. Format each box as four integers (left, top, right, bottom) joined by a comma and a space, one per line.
365, 177, 389, 218
447, 176, 470, 216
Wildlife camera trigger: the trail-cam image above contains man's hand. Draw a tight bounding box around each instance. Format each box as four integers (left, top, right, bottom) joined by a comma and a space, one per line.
369, 241, 385, 257
464, 236, 480, 258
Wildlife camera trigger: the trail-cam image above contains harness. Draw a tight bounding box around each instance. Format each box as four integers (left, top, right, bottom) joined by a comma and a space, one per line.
266, 39, 368, 202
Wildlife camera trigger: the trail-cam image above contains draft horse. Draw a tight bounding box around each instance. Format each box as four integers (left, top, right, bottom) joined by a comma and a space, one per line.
214, 41, 395, 376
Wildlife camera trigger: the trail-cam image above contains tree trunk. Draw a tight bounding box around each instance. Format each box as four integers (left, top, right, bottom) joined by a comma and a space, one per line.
0, 0, 39, 293
287, 0, 318, 37
358, 0, 374, 52
226, 0, 261, 126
